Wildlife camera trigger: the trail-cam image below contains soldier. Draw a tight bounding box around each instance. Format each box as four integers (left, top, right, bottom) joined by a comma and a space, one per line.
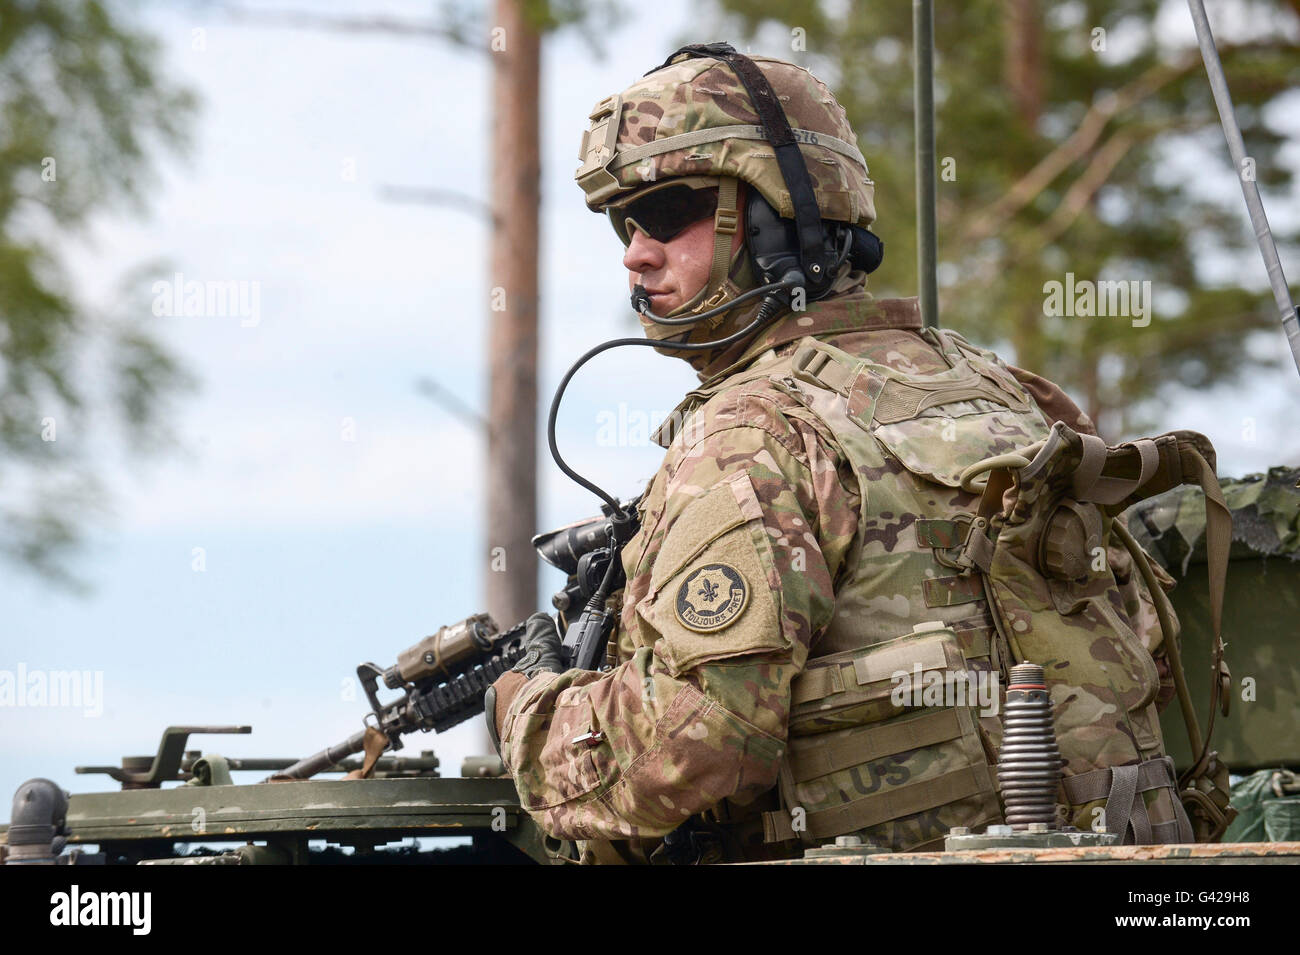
485, 43, 1193, 864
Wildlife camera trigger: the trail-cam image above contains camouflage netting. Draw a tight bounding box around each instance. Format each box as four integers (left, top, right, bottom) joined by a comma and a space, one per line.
1224, 769, 1300, 842
1126, 466, 1300, 577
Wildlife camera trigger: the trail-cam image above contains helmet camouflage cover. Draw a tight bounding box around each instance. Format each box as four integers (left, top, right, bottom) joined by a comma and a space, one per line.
576, 52, 877, 230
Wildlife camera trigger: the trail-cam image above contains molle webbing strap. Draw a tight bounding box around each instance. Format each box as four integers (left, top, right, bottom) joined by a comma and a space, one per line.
1109, 764, 1144, 843
960, 627, 993, 660
762, 763, 995, 842
791, 344, 858, 394
1071, 433, 1161, 507
1062, 757, 1195, 844
1181, 446, 1231, 672
1062, 758, 1165, 808
791, 634, 950, 707
788, 708, 965, 784
955, 525, 995, 574
790, 664, 844, 706
1150, 819, 1188, 843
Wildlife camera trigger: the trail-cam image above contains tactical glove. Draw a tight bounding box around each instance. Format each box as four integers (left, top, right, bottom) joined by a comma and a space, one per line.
513, 612, 566, 678
484, 612, 566, 756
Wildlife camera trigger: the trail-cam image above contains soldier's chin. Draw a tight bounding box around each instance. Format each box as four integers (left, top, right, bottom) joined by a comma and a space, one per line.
636, 296, 694, 342
638, 314, 690, 343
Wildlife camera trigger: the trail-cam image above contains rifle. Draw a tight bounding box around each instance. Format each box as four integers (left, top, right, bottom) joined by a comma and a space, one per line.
270, 497, 639, 781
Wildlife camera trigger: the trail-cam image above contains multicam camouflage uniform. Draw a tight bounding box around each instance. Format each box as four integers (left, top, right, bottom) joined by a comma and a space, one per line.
493, 50, 1186, 863
495, 282, 1183, 863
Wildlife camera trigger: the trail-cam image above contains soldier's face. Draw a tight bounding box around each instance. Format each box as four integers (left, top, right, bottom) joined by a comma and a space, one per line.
622, 189, 745, 315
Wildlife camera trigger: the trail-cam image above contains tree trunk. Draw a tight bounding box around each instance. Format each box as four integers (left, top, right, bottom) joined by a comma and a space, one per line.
486, 3, 541, 641
1002, 0, 1043, 127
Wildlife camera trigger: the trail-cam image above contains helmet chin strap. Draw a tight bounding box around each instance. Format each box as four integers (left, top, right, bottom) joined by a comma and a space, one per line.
695, 176, 742, 320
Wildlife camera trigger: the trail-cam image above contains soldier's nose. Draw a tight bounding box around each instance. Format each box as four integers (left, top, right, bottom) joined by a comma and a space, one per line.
623, 226, 666, 275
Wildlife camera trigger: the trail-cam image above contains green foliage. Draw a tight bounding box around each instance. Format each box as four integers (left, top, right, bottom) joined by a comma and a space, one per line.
712, 0, 1299, 437
0, 1, 196, 586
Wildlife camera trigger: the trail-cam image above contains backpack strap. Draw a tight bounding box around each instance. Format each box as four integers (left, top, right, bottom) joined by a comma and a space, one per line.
1062, 756, 1196, 844
1111, 516, 1237, 841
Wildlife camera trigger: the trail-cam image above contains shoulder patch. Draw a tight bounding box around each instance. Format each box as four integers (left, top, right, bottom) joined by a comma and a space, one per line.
675, 563, 749, 632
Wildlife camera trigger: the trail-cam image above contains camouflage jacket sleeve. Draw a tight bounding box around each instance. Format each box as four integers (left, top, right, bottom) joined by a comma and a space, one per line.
495, 385, 857, 842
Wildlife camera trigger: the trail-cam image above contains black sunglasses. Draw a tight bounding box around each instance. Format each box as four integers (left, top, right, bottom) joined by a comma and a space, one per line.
607, 181, 720, 246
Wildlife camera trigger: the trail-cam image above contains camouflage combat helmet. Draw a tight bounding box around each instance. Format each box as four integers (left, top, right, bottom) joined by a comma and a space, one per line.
575, 45, 877, 329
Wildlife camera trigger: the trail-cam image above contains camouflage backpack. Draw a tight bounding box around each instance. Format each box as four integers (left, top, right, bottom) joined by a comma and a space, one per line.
748, 327, 1232, 850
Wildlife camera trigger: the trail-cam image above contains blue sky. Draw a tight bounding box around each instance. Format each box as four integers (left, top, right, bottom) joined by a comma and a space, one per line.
1, 0, 1296, 812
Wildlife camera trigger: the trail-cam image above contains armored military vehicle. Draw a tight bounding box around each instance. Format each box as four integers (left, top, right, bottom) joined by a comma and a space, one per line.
2, 468, 1297, 866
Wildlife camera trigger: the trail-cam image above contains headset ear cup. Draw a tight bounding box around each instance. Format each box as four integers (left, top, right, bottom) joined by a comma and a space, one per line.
747, 188, 884, 294
849, 227, 884, 274
744, 188, 802, 285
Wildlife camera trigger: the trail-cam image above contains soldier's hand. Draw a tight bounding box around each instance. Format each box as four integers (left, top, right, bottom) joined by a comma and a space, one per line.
484, 612, 565, 757
512, 612, 566, 678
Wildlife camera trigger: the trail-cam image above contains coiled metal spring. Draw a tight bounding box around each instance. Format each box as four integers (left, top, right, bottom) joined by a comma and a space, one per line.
997, 663, 1062, 829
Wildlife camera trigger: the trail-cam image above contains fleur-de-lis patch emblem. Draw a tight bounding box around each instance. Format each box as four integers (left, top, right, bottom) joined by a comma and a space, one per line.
675, 563, 748, 632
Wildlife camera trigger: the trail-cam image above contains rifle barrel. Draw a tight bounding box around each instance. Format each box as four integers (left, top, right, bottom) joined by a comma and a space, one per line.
268, 728, 369, 781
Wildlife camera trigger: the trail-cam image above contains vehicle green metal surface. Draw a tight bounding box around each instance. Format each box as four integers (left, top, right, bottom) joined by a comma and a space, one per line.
1134, 467, 1300, 773
1, 770, 567, 865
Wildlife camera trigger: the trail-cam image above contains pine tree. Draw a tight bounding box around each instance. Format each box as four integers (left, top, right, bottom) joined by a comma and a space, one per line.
0, 1, 196, 584
713, 0, 1299, 438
